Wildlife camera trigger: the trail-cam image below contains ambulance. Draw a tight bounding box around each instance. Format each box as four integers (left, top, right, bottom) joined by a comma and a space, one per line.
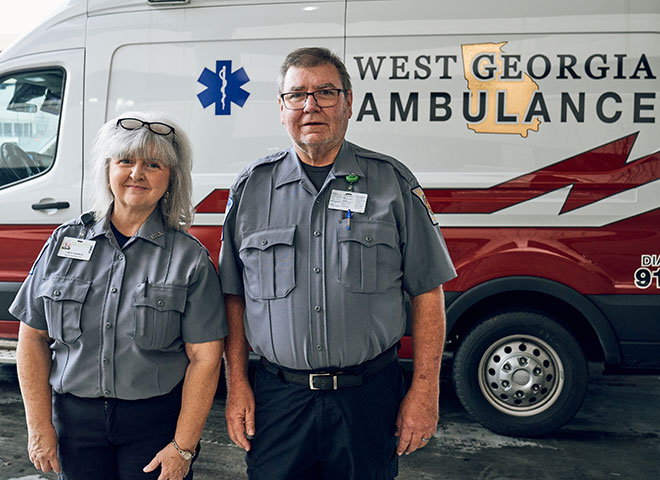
0, 0, 658, 437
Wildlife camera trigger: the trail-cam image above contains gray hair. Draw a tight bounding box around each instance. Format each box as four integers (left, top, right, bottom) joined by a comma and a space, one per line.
278, 47, 352, 94
90, 111, 194, 230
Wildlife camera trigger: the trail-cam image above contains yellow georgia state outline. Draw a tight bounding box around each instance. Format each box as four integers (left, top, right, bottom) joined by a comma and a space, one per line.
461, 42, 541, 137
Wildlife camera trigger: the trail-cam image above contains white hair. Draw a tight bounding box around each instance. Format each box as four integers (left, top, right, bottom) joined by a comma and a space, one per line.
90, 111, 194, 230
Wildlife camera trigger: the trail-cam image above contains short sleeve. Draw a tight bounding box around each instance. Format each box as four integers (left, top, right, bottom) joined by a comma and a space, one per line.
401, 181, 457, 296
218, 185, 245, 296
181, 250, 229, 343
8, 232, 59, 331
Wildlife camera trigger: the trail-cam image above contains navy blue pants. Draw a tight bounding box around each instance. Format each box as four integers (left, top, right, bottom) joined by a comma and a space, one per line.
246, 357, 406, 480
52, 383, 197, 480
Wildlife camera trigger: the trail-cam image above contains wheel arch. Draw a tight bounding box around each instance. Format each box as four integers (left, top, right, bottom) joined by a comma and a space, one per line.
445, 276, 622, 366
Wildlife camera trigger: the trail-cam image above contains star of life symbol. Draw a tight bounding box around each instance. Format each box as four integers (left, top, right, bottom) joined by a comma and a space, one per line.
197, 60, 250, 115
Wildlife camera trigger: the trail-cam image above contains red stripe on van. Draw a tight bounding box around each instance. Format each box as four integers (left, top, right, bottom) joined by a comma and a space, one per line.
0, 225, 58, 283
195, 189, 230, 213
425, 133, 660, 215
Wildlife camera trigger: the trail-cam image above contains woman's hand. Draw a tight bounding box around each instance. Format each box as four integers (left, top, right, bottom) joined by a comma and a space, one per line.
143, 442, 191, 480
27, 424, 61, 473
17, 324, 61, 474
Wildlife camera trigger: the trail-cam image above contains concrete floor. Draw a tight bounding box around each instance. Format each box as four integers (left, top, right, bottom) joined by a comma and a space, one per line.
1, 363, 659, 480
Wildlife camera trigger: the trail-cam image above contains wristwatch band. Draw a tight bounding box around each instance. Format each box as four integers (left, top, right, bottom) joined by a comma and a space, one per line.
171, 439, 195, 461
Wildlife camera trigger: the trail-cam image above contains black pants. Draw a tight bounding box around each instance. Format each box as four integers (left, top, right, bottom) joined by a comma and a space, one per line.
246, 358, 406, 480
52, 383, 197, 480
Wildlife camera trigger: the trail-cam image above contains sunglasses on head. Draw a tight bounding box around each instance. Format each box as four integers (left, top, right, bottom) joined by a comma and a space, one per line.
116, 118, 175, 136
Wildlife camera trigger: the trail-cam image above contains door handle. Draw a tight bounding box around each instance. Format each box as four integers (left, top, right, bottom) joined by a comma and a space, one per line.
31, 202, 70, 211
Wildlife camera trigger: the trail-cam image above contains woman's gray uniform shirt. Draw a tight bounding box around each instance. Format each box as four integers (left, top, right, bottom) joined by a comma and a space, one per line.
10, 209, 228, 400
219, 141, 456, 370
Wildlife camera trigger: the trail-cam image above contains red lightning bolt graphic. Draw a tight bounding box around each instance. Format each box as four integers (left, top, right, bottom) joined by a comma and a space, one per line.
427, 133, 660, 215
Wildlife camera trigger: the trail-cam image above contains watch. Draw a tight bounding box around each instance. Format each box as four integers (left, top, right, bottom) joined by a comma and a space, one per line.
171, 439, 195, 461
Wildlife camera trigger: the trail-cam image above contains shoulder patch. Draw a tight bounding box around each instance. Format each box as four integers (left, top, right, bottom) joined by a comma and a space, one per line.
412, 186, 439, 226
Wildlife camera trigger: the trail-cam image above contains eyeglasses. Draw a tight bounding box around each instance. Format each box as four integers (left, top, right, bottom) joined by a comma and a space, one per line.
280, 89, 346, 110
116, 118, 175, 136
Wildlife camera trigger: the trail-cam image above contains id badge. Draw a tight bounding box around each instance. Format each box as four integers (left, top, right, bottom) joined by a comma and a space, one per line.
57, 236, 96, 261
328, 190, 368, 213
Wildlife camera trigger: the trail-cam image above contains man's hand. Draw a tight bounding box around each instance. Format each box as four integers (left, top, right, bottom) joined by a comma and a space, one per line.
395, 385, 438, 456
225, 379, 256, 451
143, 442, 191, 480
396, 286, 445, 456
223, 294, 254, 451
27, 424, 61, 473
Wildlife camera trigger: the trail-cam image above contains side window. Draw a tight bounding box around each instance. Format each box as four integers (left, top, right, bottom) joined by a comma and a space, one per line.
0, 68, 64, 188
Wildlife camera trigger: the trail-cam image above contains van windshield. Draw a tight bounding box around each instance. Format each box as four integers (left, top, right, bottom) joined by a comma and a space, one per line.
0, 68, 64, 188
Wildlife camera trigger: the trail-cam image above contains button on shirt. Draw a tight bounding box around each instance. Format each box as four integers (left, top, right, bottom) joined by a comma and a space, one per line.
10, 209, 228, 400
219, 141, 456, 370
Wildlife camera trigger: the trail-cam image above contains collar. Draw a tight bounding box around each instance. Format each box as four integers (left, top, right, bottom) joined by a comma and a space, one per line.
87, 207, 168, 248
274, 146, 306, 189
329, 141, 366, 180
274, 141, 366, 189
133, 208, 168, 247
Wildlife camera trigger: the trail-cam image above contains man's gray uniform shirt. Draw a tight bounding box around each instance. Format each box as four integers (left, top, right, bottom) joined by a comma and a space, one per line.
220, 141, 456, 370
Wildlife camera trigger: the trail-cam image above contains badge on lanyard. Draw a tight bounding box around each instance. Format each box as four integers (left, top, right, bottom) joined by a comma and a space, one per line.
57, 236, 96, 261
328, 189, 368, 213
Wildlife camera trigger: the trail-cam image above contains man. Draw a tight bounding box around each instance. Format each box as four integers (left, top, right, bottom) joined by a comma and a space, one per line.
219, 47, 456, 480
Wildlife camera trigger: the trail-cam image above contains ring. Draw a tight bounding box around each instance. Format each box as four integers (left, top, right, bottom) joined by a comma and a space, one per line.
421, 437, 431, 442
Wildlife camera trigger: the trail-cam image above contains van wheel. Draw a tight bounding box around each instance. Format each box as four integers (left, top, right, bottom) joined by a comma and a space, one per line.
452, 311, 588, 437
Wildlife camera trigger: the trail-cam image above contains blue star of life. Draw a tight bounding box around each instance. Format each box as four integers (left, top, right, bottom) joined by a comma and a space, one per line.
197, 61, 250, 115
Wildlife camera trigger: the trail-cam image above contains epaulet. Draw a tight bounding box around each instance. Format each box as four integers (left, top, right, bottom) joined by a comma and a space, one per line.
51, 211, 95, 235
349, 142, 416, 184
231, 149, 289, 191
80, 211, 96, 226
179, 229, 213, 257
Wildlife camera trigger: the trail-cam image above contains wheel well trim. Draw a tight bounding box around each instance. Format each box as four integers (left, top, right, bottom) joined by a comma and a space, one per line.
445, 276, 622, 365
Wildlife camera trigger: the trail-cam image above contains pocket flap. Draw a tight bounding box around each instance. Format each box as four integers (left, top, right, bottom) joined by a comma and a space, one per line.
37, 276, 91, 303
240, 226, 296, 252
337, 221, 398, 248
133, 284, 187, 313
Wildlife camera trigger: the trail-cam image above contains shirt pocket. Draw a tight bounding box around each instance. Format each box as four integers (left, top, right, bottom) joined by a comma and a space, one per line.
37, 277, 91, 344
238, 226, 296, 300
337, 221, 401, 293
132, 283, 187, 350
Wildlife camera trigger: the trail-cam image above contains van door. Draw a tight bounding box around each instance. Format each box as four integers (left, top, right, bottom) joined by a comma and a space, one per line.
0, 49, 84, 332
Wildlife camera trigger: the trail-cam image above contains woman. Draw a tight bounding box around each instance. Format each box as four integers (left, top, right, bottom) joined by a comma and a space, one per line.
10, 113, 227, 480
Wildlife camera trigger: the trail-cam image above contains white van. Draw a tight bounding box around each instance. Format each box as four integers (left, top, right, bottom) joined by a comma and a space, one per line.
0, 0, 658, 436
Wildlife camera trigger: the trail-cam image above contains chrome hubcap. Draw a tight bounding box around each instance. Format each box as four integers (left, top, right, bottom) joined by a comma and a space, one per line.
478, 334, 565, 417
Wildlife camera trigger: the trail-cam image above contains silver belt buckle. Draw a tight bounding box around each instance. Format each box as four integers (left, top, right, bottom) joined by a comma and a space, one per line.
309, 373, 338, 390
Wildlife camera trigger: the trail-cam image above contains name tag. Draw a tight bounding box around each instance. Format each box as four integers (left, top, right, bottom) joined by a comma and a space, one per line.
328, 190, 368, 213
57, 236, 96, 261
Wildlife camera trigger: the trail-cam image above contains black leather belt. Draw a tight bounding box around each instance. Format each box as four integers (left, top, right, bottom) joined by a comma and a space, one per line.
260, 346, 397, 391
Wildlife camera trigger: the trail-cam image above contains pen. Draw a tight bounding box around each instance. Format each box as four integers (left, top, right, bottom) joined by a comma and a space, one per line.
346, 209, 352, 230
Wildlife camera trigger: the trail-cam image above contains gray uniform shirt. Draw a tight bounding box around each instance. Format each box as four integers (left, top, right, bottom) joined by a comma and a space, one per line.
219, 141, 456, 370
10, 209, 228, 400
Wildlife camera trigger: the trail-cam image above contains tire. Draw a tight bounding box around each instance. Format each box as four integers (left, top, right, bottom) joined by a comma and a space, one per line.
452, 310, 588, 437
